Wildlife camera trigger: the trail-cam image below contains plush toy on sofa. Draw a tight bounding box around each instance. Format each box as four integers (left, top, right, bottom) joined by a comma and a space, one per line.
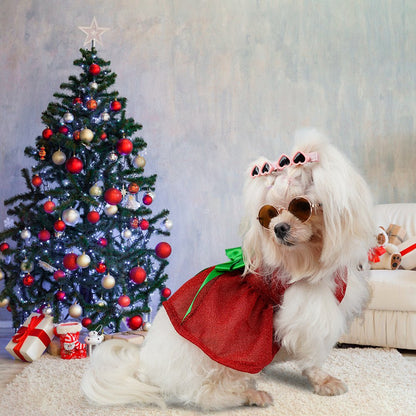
368, 226, 402, 270
398, 237, 416, 270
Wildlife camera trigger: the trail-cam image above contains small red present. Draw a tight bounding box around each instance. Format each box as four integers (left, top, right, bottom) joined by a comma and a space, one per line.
6, 312, 54, 362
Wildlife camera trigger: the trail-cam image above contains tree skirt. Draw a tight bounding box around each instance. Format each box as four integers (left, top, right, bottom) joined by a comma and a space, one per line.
1, 347, 415, 416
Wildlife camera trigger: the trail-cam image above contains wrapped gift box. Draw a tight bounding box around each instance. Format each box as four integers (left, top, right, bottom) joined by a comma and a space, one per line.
6, 312, 54, 362
104, 330, 146, 345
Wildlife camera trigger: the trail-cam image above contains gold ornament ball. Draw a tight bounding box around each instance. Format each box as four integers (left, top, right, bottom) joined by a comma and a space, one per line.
122, 229, 132, 239
89, 183, 103, 197
143, 322, 152, 331
104, 204, 118, 216
97, 298, 107, 307
80, 128, 94, 143
0, 298, 9, 308
69, 303, 83, 318
76, 253, 91, 268
62, 208, 80, 225
101, 273, 116, 289
52, 150, 67, 165
134, 155, 146, 168
20, 260, 34, 273
0, 269, 4, 280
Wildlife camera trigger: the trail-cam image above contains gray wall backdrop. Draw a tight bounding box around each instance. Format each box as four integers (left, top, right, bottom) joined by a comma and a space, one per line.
0, 0, 415, 311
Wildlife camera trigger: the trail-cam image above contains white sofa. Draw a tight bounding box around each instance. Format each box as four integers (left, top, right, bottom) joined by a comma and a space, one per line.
340, 203, 416, 350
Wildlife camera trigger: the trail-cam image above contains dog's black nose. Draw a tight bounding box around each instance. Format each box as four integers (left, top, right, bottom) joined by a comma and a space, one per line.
274, 223, 290, 239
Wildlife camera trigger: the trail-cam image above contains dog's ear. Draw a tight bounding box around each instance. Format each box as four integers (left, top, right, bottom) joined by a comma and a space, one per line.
307, 140, 374, 269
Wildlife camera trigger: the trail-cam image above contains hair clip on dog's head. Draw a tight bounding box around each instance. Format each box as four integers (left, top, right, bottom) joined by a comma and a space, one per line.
250, 151, 319, 178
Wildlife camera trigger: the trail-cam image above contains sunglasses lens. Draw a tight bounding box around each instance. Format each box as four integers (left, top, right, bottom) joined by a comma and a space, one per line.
261, 163, 271, 174
288, 197, 312, 222
258, 205, 279, 228
278, 155, 290, 168
251, 166, 260, 177
293, 152, 306, 164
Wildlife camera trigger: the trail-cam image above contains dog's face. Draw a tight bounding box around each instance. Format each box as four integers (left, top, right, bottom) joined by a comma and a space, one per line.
241, 130, 374, 282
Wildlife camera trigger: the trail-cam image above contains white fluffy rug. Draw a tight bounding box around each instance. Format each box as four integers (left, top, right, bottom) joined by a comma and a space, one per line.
1, 347, 415, 416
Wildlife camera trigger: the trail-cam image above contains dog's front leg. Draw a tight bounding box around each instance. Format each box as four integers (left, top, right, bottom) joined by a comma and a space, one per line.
302, 366, 347, 396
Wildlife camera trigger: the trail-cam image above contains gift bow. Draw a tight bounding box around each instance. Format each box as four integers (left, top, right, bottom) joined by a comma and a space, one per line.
368, 246, 386, 263
182, 247, 245, 322
12, 314, 44, 344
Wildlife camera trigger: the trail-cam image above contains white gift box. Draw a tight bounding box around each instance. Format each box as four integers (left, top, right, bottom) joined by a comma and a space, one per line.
6, 312, 54, 362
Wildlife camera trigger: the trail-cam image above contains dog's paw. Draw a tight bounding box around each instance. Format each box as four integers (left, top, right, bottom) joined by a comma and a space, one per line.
312, 375, 348, 396
244, 389, 273, 407
391, 254, 401, 270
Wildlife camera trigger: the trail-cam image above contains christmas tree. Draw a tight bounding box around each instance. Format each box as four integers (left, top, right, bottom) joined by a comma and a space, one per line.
0, 40, 172, 331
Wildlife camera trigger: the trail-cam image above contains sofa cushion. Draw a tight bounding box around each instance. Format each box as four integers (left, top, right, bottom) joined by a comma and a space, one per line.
367, 270, 416, 312
375, 203, 416, 236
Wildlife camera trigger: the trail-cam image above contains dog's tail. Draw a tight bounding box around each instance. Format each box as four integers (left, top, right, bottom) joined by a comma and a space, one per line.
81, 339, 164, 408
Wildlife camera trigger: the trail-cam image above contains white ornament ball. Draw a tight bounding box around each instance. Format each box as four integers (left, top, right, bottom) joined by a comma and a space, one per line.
97, 298, 107, 307
63, 112, 74, 123
0, 298, 10, 308
133, 155, 146, 169
89, 183, 103, 197
89, 81, 98, 90
62, 208, 80, 226
80, 128, 94, 143
101, 273, 115, 289
0, 269, 4, 280
69, 303, 83, 318
21, 228, 32, 240
104, 204, 118, 216
52, 150, 67, 165
143, 322, 152, 331
43, 305, 53, 315
76, 253, 91, 268
100, 112, 110, 122
163, 219, 173, 231
122, 229, 132, 239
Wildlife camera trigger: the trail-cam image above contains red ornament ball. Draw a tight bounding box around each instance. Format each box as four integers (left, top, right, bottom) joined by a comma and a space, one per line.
128, 182, 140, 194
73, 130, 81, 141
0, 242, 9, 252
54, 219, 66, 232
43, 200, 56, 213
53, 269, 65, 280
104, 188, 123, 205
32, 175, 42, 187
87, 211, 100, 224
86, 99, 97, 110
100, 132, 107, 141
128, 315, 143, 330
130, 217, 139, 229
66, 156, 83, 174
55, 291, 66, 301
58, 125, 69, 135
89, 63, 101, 75
142, 194, 153, 206
42, 128, 53, 139
116, 138, 133, 155
155, 242, 172, 259
23, 274, 35, 287
139, 219, 149, 230
73, 97, 82, 105
95, 262, 107, 274
110, 100, 122, 111
38, 229, 51, 242
161, 287, 172, 298
98, 237, 108, 247
118, 295, 131, 307
129, 266, 146, 284
63, 253, 78, 271
82, 317, 92, 327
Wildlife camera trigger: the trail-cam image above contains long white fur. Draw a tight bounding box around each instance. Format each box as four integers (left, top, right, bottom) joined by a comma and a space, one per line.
82, 129, 374, 410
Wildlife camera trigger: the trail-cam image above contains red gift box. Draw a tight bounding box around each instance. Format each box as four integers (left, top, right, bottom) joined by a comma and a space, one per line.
6, 312, 54, 362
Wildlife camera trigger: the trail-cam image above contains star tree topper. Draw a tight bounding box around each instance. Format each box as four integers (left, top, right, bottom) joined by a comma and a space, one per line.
78, 17, 110, 47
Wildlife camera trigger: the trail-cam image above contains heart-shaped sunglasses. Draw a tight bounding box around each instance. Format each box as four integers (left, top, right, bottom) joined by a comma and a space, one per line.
251, 151, 319, 177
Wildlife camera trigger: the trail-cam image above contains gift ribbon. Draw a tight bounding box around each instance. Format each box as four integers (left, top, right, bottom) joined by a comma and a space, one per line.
182, 247, 245, 322
12, 315, 51, 362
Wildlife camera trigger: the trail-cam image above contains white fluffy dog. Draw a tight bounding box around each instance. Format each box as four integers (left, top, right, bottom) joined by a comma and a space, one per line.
82, 130, 374, 410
